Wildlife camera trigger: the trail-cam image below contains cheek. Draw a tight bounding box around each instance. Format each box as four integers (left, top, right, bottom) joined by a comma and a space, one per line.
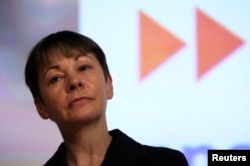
97, 81, 111, 102
42, 87, 65, 107
42, 93, 65, 121
44, 81, 65, 95
92, 76, 106, 94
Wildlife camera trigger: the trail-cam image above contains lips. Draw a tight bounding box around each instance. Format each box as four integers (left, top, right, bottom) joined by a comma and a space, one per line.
69, 97, 92, 108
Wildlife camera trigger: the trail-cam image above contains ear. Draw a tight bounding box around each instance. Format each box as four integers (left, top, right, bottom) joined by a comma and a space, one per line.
34, 97, 50, 119
106, 75, 114, 100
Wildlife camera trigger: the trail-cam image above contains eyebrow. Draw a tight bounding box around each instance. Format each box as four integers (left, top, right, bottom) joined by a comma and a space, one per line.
43, 56, 81, 76
75, 54, 95, 61
43, 54, 95, 78
43, 65, 60, 78
75, 54, 83, 61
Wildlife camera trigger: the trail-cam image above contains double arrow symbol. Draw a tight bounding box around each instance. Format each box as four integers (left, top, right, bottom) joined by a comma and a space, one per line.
139, 9, 244, 81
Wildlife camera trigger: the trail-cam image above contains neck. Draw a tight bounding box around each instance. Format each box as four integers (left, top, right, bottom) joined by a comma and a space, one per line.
58, 115, 112, 166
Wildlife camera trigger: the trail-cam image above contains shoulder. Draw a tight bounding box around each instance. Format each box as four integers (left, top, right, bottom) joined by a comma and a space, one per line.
43, 143, 67, 166
106, 129, 188, 166
142, 145, 188, 165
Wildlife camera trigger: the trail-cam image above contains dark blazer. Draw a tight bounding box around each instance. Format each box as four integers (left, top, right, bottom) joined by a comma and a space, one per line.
44, 129, 189, 166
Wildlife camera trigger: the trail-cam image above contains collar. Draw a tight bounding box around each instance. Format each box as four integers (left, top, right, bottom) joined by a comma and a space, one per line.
44, 129, 146, 166
104, 129, 146, 163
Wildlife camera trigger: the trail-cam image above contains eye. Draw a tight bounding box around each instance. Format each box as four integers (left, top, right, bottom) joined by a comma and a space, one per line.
49, 76, 62, 84
79, 65, 91, 71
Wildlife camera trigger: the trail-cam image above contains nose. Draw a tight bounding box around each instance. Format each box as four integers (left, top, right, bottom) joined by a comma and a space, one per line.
67, 77, 84, 92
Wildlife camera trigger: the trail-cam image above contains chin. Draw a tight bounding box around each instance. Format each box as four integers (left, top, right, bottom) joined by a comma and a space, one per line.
68, 110, 102, 125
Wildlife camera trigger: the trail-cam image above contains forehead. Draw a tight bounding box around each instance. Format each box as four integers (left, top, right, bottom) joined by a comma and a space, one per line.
39, 50, 97, 71
49, 52, 95, 63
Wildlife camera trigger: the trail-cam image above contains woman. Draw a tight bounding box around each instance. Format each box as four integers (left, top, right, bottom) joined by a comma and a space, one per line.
24, 31, 188, 166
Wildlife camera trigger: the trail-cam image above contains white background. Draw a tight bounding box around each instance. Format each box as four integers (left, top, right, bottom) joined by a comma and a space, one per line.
79, 1, 250, 166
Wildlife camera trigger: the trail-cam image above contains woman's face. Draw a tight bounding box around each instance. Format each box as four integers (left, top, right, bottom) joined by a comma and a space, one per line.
35, 53, 113, 127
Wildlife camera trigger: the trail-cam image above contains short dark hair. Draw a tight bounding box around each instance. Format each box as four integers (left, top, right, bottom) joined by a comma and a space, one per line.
25, 30, 110, 100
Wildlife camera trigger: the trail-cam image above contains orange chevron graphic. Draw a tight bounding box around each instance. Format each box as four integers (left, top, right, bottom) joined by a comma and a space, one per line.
139, 11, 185, 81
197, 9, 244, 80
